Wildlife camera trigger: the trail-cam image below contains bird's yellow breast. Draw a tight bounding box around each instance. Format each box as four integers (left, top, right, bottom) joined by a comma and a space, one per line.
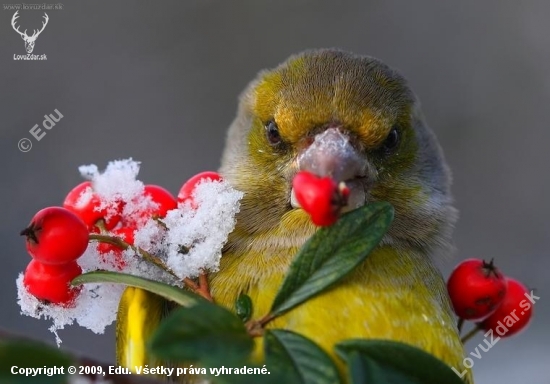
210, 237, 468, 380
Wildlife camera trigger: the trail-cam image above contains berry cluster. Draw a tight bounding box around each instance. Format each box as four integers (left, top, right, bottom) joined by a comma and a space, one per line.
447, 258, 534, 339
21, 207, 88, 305
64, 182, 178, 269
20, 171, 222, 307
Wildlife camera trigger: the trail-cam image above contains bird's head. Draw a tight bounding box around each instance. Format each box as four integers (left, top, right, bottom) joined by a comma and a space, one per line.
221, 49, 456, 253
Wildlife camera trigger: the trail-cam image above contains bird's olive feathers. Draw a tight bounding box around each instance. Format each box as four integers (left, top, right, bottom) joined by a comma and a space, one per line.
221, 48, 457, 254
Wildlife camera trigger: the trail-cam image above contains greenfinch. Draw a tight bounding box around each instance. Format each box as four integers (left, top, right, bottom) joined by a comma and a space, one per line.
118, 49, 471, 383
212, 48, 470, 381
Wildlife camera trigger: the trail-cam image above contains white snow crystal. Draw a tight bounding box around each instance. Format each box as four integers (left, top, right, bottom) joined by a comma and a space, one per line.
133, 219, 165, 254
136, 178, 243, 279
79, 158, 152, 222
16, 269, 123, 346
79, 159, 143, 203
74, 184, 94, 209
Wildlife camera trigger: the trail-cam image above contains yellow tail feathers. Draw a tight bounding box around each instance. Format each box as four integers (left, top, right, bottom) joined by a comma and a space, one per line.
116, 286, 165, 370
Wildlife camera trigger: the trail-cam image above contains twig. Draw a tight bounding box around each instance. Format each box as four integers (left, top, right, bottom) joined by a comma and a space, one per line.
197, 272, 213, 301
183, 277, 199, 291
152, 216, 167, 230
182, 272, 212, 302
245, 313, 275, 337
457, 317, 464, 334
90, 234, 214, 302
93, 218, 107, 233
89, 234, 179, 279
461, 324, 481, 344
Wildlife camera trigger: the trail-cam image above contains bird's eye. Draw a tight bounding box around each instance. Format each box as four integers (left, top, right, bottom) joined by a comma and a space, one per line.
381, 126, 400, 154
265, 120, 282, 145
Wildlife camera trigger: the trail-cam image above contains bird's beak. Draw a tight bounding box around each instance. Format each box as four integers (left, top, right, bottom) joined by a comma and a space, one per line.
291, 127, 368, 211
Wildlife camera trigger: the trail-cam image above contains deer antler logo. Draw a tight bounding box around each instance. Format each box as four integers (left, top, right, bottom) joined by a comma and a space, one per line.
11, 11, 49, 54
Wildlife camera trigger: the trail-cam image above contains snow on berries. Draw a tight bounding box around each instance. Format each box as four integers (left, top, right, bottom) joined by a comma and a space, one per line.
16, 158, 242, 344
177, 171, 222, 208
63, 181, 122, 230
164, 177, 240, 278
133, 172, 240, 279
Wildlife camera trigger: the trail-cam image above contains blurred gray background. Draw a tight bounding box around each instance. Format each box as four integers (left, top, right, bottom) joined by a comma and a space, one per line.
0, 1, 548, 382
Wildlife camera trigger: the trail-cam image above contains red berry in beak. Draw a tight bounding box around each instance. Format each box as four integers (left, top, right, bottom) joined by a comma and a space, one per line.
292, 171, 349, 226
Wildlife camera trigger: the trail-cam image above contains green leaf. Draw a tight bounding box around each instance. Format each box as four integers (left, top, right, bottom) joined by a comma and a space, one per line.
149, 300, 254, 366
0, 340, 73, 384
235, 293, 253, 322
264, 330, 341, 384
270, 202, 393, 317
72, 271, 200, 307
335, 339, 465, 384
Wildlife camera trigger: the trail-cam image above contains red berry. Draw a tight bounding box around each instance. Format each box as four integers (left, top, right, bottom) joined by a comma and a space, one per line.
122, 185, 177, 227
23, 259, 82, 305
143, 185, 177, 218
480, 278, 533, 337
292, 171, 349, 226
97, 227, 134, 269
178, 172, 222, 209
63, 181, 121, 230
447, 258, 507, 320
21, 207, 89, 265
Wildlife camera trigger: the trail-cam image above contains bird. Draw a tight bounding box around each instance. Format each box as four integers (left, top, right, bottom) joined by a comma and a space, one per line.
211, 48, 470, 381
117, 48, 471, 383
